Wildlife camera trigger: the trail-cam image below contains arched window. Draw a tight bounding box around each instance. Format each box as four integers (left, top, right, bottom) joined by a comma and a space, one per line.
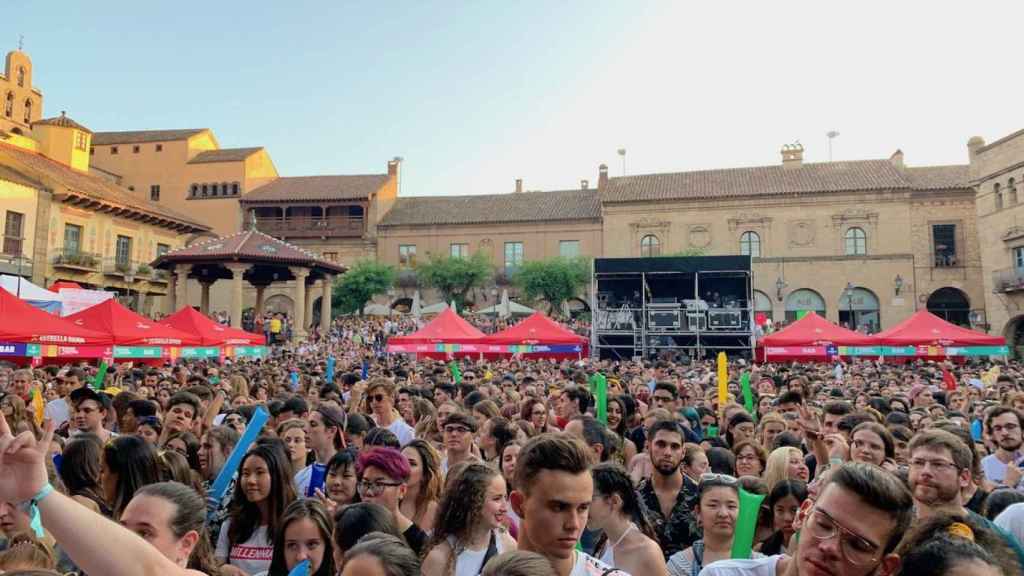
1010, 178, 1018, 206
22, 99, 31, 124
3, 92, 11, 118
845, 227, 867, 255
753, 289, 774, 323
995, 183, 1003, 210
640, 234, 661, 257
839, 287, 881, 332
784, 288, 826, 323
16, 67, 24, 87
740, 231, 761, 257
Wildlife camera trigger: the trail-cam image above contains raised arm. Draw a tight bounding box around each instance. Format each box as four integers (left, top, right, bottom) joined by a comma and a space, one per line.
0, 415, 191, 576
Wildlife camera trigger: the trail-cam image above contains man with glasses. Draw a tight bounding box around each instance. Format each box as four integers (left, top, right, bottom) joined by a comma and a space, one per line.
702, 462, 911, 576
907, 429, 1024, 566
355, 446, 427, 556
440, 411, 478, 474
365, 377, 415, 446
980, 407, 1024, 489
651, 383, 679, 414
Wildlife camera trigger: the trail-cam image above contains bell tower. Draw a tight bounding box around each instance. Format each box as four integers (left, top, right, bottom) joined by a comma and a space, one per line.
1, 47, 44, 136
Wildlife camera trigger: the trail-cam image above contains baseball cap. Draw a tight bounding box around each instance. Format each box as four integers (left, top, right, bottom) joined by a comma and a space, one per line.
69, 387, 112, 410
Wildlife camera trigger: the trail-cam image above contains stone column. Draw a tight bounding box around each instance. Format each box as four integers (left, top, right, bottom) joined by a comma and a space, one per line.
167, 270, 177, 311
254, 285, 267, 317
305, 281, 316, 330
320, 275, 333, 335
290, 267, 310, 341
227, 263, 249, 329
174, 264, 190, 311
200, 281, 213, 315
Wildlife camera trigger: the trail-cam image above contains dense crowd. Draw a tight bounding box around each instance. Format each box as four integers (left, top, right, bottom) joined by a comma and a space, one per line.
0, 313, 1022, 576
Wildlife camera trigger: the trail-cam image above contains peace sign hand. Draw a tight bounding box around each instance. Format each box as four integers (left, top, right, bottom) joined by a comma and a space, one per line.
0, 412, 53, 504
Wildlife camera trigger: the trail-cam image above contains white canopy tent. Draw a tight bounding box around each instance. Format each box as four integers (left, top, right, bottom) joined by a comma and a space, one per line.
0, 275, 62, 314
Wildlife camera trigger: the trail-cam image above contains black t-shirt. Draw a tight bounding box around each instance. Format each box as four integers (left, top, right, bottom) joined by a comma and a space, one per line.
403, 523, 428, 556
965, 488, 989, 516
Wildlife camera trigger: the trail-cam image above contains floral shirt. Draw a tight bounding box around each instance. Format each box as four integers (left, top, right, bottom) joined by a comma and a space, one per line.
636, 477, 696, 560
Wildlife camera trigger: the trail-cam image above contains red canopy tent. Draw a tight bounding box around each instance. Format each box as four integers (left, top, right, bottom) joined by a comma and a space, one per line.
49, 281, 82, 292
160, 307, 266, 346
481, 312, 588, 357
874, 310, 1004, 347
66, 299, 201, 346
0, 287, 113, 347
385, 308, 485, 357
757, 312, 877, 361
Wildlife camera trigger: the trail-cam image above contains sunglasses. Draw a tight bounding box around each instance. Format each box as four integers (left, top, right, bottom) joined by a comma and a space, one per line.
369, 394, 388, 403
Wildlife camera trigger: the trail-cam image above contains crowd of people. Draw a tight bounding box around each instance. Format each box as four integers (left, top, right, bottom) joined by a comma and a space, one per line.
0, 312, 1022, 576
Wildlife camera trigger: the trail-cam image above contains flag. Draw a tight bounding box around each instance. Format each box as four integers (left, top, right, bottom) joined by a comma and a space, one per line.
942, 368, 957, 391
740, 372, 754, 421
31, 385, 44, 426
731, 487, 767, 559
589, 373, 608, 424
716, 352, 728, 419
449, 360, 462, 384
93, 360, 109, 390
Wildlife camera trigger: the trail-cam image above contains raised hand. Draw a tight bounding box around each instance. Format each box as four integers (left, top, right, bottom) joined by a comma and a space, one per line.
0, 412, 53, 504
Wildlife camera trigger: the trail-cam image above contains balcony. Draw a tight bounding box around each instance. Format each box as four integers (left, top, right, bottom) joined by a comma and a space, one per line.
102, 257, 138, 277
0, 253, 32, 278
52, 248, 101, 272
993, 267, 1024, 293
254, 216, 364, 238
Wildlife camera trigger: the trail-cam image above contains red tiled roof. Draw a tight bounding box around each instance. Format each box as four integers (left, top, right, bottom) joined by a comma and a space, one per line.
903, 165, 971, 190
378, 189, 601, 227
155, 228, 346, 273
33, 113, 92, 133
0, 141, 208, 233
188, 147, 264, 164
241, 174, 389, 203
600, 159, 965, 203
91, 129, 207, 145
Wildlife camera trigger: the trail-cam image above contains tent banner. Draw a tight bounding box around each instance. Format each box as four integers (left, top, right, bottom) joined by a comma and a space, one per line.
59, 289, 113, 317
180, 347, 222, 359
113, 346, 164, 359
933, 346, 1008, 356
836, 346, 917, 356
36, 345, 110, 359
765, 346, 828, 356
228, 346, 267, 358
0, 342, 35, 357
386, 342, 582, 354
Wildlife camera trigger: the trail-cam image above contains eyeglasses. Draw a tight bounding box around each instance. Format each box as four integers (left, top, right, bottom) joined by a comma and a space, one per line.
357, 480, 402, 496
698, 473, 739, 489
804, 507, 881, 566
908, 458, 960, 473
369, 394, 388, 403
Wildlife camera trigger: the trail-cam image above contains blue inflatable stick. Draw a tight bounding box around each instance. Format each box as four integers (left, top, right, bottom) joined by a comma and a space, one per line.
210, 406, 269, 504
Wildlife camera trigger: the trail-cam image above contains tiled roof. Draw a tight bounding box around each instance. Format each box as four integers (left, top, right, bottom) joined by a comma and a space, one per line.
33, 113, 92, 133
904, 165, 971, 190
378, 189, 602, 227
602, 159, 923, 203
188, 147, 264, 164
0, 141, 208, 233
91, 129, 207, 145
241, 174, 389, 203
155, 228, 346, 273
0, 164, 43, 189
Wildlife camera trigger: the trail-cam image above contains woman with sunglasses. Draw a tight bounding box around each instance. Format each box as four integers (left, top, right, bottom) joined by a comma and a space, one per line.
588, 463, 667, 576
667, 474, 756, 576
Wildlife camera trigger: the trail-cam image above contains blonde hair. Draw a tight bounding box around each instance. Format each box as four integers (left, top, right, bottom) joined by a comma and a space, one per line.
764, 446, 804, 489
0, 532, 56, 571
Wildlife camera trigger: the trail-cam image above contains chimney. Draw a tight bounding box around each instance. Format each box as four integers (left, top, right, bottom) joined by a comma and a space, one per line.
780, 142, 804, 168
967, 136, 986, 181
598, 164, 609, 188
889, 149, 905, 170
514, 178, 523, 193
387, 158, 400, 177
581, 179, 589, 190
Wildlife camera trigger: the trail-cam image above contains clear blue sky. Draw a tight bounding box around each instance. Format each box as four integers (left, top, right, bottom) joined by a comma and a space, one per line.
8, 1, 1023, 197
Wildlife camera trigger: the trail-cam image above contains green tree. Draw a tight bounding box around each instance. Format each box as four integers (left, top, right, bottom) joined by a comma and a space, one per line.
513, 257, 590, 316
416, 251, 491, 310
332, 260, 396, 316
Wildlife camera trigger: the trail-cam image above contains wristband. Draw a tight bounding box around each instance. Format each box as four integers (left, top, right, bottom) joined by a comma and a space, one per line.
20, 483, 54, 539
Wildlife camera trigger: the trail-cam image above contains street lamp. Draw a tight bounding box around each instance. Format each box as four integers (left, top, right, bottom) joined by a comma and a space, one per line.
894, 274, 904, 296
124, 271, 135, 311
843, 282, 855, 329
775, 277, 787, 302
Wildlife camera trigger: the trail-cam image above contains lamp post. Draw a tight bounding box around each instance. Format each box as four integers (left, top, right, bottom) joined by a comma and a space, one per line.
894, 274, 904, 296
775, 277, 787, 302
843, 282, 855, 330
124, 271, 135, 311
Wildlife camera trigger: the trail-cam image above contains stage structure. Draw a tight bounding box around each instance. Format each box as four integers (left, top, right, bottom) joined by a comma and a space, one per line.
590, 256, 753, 360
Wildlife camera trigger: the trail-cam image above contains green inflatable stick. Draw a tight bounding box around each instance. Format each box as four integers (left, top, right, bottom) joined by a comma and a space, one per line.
740, 372, 755, 422
93, 360, 109, 390
594, 373, 607, 424
731, 486, 767, 559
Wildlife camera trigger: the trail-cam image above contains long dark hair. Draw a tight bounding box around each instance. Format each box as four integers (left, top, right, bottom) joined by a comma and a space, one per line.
59, 434, 105, 508
402, 440, 441, 526
134, 482, 217, 575
165, 430, 202, 472
104, 435, 161, 517
333, 502, 399, 554
266, 499, 336, 576
488, 417, 517, 467
591, 462, 657, 553
426, 463, 503, 572
227, 445, 297, 548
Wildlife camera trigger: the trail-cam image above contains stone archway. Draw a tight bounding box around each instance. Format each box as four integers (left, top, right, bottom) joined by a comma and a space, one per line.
927, 287, 970, 327
1004, 316, 1024, 359
390, 297, 413, 313
264, 294, 295, 316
